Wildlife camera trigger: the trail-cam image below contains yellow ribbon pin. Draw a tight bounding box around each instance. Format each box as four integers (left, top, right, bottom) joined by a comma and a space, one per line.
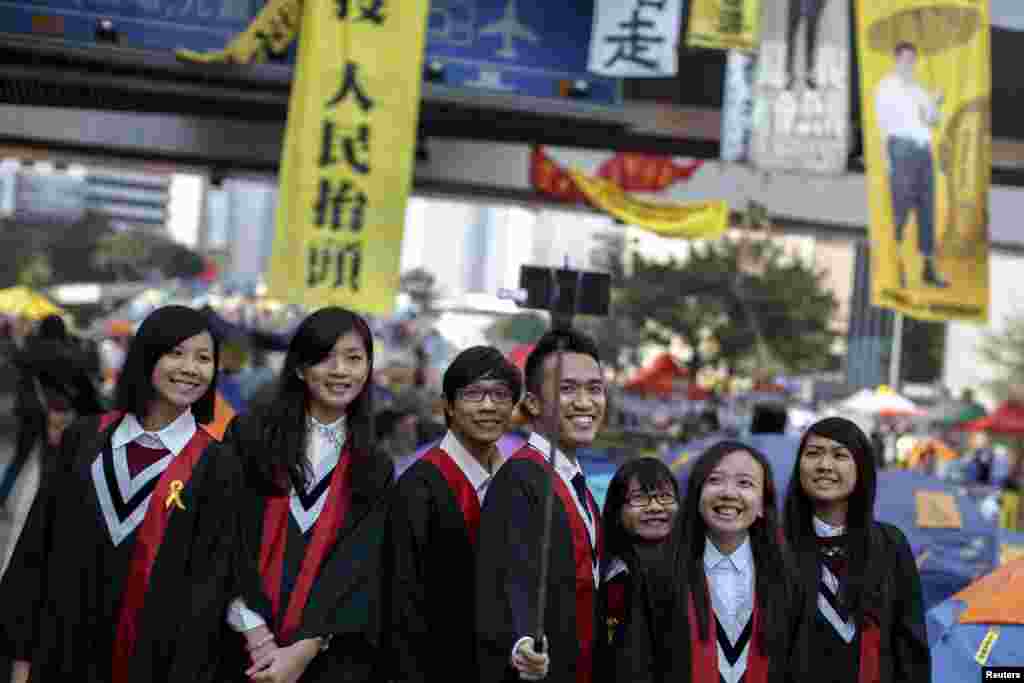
165, 480, 185, 511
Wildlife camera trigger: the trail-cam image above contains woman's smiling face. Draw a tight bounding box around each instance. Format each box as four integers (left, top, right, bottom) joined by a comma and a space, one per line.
699, 449, 764, 549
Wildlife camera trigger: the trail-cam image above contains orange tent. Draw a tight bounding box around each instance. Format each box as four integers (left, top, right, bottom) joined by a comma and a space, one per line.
954, 557, 1024, 625
624, 353, 690, 396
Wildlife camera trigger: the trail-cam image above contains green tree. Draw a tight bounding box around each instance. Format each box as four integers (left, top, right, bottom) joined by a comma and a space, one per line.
16, 253, 53, 288
399, 268, 443, 313
484, 312, 548, 346
92, 231, 153, 280
614, 239, 839, 374
978, 313, 1024, 401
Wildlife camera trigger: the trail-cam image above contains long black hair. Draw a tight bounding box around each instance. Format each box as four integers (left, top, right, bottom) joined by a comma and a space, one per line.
603, 457, 680, 572
784, 417, 884, 622
251, 307, 374, 493
669, 440, 795, 655
114, 305, 220, 425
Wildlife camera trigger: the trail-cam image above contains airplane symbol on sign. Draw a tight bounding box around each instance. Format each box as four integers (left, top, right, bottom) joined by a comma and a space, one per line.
479, 0, 539, 59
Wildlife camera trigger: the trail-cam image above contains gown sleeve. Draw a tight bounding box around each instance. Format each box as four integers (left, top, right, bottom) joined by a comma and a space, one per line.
385, 472, 436, 682
886, 524, 932, 683
475, 461, 541, 680
0, 418, 86, 661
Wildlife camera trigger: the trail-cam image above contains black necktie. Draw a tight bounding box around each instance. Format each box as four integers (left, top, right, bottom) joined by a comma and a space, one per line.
571, 473, 593, 524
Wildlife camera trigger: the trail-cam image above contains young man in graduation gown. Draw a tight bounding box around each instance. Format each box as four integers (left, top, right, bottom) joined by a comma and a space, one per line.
475, 328, 606, 683
385, 346, 522, 682
0, 305, 245, 683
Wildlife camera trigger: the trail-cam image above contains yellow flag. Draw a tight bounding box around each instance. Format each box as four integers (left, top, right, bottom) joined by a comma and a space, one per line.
259, 0, 427, 315
569, 170, 728, 239
686, 0, 762, 51
857, 0, 990, 322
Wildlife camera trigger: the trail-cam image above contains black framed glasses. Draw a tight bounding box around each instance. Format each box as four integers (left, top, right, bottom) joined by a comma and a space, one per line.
457, 385, 516, 404
625, 491, 678, 508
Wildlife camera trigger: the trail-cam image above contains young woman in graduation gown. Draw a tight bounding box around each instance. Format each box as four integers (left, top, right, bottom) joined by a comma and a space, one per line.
783, 417, 931, 683
0, 305, 245, 683
643, 441, 803, 683
594, 458, 680, 683
223, 307, 393, 683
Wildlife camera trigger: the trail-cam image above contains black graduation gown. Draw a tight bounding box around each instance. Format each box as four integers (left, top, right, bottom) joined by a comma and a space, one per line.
0, 413, 245, 683
225, 415, 393, 683
474, 450, 602, 683
793, 522, 931, 683
593, 563, 660, 683
616, 562, 804, 683
384, 447, 481, 682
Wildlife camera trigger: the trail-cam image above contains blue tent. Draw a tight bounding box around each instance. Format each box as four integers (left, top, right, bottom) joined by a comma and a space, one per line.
927, 555, 1024, 683
927, 599, 1024, 682
875, 470, 999, 609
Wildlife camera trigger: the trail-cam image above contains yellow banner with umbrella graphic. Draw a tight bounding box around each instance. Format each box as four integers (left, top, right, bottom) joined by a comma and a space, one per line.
180, 0, 428, 316
857, 0, 991, 323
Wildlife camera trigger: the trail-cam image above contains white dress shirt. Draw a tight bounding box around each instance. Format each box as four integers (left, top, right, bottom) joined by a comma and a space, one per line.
813, 516, 846, 538
92, 410, 198, 548
704, 536, 755, 683
110, 409, 197, 455
440, 430, 506, 503
875, 73, 938, 146
226, 414, 347, 633
704, 536, 755, 642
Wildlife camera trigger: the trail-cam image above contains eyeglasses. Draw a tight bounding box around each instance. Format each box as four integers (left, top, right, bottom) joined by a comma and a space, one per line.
625, 491, 678, 508
457, 385, 516, 404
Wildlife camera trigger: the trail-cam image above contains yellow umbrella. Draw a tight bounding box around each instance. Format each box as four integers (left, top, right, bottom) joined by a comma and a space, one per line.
0, 286, 66, 320
866, 5, 981, 57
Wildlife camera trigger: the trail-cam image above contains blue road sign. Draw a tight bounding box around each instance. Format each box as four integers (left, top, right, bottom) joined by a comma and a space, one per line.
0, 0, 621, 105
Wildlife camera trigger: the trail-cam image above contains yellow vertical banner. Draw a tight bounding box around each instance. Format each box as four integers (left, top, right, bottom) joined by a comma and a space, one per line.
686, 0, 762, 51
266, 0, 428, 315
857, 0, 990, 323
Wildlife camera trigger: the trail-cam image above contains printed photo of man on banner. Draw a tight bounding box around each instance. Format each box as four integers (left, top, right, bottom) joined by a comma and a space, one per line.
857, 1, 991, 323
749, 0, 849, 174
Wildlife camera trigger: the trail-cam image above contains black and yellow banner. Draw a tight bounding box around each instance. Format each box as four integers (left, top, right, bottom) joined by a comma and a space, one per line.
180, 0, 428, 315
857, 0, 991, 323
686, 0, 762, 51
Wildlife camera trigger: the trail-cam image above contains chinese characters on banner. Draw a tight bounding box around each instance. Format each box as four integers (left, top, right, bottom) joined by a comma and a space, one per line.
749, 0, 849, 174
264, 0, 428, 314
858, 0, 990, 322
720, 50, 756, 162
686, 0, 762, 51
587, 0, 684, 77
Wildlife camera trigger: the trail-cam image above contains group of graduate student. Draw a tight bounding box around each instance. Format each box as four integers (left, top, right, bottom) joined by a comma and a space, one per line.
0, 302, 932, 683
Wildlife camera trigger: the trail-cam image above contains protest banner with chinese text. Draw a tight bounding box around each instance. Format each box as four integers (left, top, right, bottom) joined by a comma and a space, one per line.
686, 0, 761, 51
858, 0, 990, 323
721, 50, 756, 162
749, 0, 849, 173
263, 0, 427, 314
588, 0, 684, 77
